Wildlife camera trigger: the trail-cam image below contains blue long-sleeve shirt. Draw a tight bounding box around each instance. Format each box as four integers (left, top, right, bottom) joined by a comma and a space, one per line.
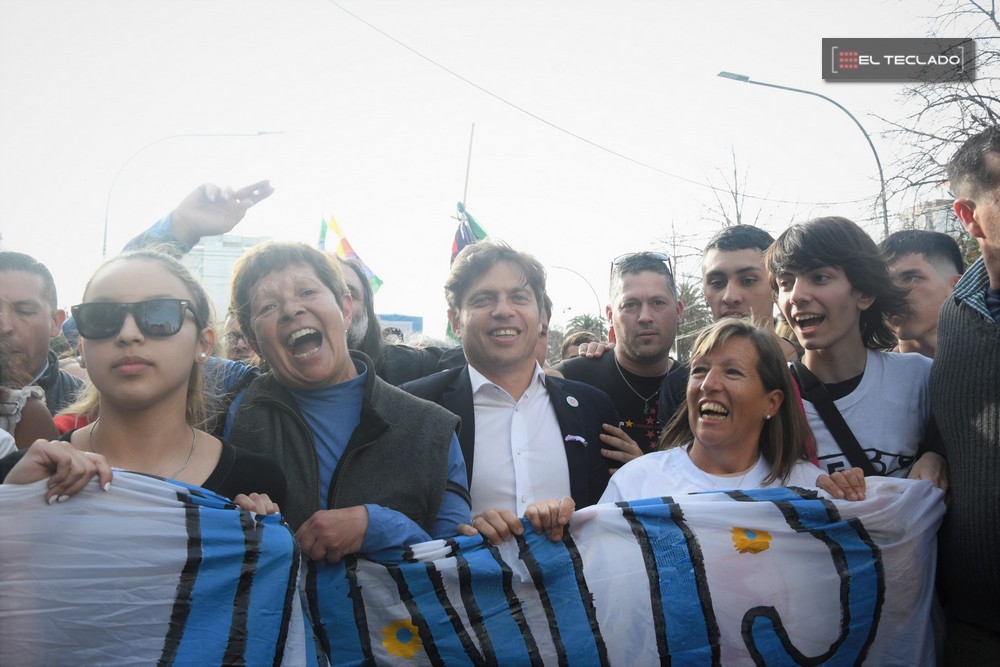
222, 359, 469, 551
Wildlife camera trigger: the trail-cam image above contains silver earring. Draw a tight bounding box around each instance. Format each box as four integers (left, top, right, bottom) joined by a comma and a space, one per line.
198, 352, 208, 361
765, 414, 772, 420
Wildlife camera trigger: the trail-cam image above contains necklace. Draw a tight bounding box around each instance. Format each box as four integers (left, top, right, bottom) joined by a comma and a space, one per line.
707, 454, 761, 490
88, 419, 197, 480
613, 355, 661, 415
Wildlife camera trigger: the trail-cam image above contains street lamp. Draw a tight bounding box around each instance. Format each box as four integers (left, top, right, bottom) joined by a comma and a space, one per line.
717, 71, 890, 237
550, 265, 605, 321
102, 130, 282, 258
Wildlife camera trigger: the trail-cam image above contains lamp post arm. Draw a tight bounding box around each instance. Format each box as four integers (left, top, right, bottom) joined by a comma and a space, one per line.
551, 265, 605, 321
102, 131, 280, 258
743, 79, 890, 237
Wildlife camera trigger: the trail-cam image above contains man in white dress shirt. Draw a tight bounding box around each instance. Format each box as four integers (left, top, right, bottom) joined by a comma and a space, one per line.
402, 240, 620, 542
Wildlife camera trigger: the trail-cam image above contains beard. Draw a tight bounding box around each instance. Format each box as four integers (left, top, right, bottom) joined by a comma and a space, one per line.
347, 311, 370, 349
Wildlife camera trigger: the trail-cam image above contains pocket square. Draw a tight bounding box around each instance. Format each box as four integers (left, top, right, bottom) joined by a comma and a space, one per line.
565, 434, 588, 446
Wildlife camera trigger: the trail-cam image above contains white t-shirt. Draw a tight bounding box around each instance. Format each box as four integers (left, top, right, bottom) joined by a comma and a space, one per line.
599, 445, 825, 503
803, 350, 932, 478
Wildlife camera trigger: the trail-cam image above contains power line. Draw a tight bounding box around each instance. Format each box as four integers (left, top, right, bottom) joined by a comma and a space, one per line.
323, 1, 875, 208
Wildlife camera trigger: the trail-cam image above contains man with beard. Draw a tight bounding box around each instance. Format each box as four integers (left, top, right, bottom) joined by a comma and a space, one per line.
556, 252, 684, 457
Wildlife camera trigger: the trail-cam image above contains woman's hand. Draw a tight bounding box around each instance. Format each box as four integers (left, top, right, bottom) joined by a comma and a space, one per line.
4, 439, 112, 504
233, 492, 280, 515
816, 468, 866, 501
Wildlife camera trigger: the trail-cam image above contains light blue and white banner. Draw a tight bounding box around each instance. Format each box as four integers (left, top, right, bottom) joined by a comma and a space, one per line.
0, 472, 309, 666
0, 475, 943, 666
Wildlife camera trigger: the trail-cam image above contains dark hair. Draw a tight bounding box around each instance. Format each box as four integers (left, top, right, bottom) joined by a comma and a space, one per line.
947, 125, 1000, 199
703, 225, 775, 254
231, 241, 349, 347
765, 216, 908, 351
541, 293, 553, 323
560, 330, 599, 358
445, 240, 546, 313
879, 229, 965, 275
338, 256, 385, 362
659, 318, 810, 485
0, 251, 58, 310
610, 252, 677, 301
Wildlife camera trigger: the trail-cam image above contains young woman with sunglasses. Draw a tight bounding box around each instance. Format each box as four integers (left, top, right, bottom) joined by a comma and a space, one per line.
1, 250, 285, 511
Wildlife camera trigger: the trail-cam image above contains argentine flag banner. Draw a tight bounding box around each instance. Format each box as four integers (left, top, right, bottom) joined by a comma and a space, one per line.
0, 475, 942, 666
0, 472, 309, 666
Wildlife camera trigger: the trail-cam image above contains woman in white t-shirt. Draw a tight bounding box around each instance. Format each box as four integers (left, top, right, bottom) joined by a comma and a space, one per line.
600, 319, 861, 503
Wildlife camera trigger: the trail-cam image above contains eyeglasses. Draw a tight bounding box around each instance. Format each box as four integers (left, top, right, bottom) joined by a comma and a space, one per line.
71, 299, 202, 340
610, 252, 674, 282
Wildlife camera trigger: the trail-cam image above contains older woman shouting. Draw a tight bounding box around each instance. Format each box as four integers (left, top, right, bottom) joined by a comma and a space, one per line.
223, 241, 471, 562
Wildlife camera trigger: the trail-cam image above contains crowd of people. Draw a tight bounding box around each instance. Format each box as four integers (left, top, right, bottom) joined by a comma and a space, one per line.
0, 125, 998, 664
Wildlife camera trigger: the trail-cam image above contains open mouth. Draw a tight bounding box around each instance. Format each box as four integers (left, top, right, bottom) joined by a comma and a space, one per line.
794, 313, 825, 333
699, 401, 729, 420
287, 328, 323, 358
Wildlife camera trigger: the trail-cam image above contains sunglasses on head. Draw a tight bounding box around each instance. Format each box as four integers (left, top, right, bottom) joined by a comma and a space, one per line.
610, 251, 674, 281
71, 299, 202, 340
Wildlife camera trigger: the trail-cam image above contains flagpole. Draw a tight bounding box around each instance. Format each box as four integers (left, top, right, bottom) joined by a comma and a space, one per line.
462, 123, 475, 205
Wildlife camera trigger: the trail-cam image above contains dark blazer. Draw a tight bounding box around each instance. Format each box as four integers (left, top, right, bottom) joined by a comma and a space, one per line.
402, 366, 617, 508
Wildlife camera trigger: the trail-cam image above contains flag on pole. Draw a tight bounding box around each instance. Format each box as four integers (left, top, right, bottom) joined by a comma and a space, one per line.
319, 214, 383, 294
448, 202, 489, 340
450, 202, 488, 264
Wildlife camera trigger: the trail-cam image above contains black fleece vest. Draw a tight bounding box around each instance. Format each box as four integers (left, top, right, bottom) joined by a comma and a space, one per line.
228, 353, 460, 532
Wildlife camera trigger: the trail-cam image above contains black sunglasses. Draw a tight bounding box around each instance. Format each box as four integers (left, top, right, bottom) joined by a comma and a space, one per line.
610, 251, 675, 281
71, 299, 202, 340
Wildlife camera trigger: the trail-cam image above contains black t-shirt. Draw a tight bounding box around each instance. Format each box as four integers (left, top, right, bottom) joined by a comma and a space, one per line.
0, 435, 286, 507
557, 353, 677, 453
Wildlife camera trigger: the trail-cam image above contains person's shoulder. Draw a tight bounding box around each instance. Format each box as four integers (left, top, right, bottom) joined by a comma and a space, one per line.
555, 353, 613, 380
608, 447, 684, 490
375, 375, 462, 424
873, 349, 932, 375
56, 367, 84, 390
399, 366, 466, 399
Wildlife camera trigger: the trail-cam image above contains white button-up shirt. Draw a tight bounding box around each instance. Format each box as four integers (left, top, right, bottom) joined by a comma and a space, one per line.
468, 363, 571, 516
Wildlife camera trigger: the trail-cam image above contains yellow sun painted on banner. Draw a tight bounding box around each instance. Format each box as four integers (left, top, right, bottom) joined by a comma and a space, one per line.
382, 618, 422, 659
731, 527, 772, 554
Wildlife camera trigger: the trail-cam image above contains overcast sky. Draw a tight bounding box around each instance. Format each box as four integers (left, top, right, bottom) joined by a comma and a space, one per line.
0, 0, 979, 337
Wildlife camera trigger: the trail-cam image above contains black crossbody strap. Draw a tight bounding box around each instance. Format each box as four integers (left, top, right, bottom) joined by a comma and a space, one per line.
789, 362, 878, 476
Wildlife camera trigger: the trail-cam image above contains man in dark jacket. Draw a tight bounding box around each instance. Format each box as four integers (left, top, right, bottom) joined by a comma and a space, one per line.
403, 240, 621, 544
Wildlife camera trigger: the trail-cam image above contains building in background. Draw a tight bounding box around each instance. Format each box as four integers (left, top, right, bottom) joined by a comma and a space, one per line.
183, 233, 270, 316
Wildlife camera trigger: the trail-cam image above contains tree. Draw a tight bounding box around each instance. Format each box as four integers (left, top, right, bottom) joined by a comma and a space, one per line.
546, 324, 566, 364
674, 278, 713, 362
879, 2, 999, 200
701, 148, 769, 229
566, 313, 608, 340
